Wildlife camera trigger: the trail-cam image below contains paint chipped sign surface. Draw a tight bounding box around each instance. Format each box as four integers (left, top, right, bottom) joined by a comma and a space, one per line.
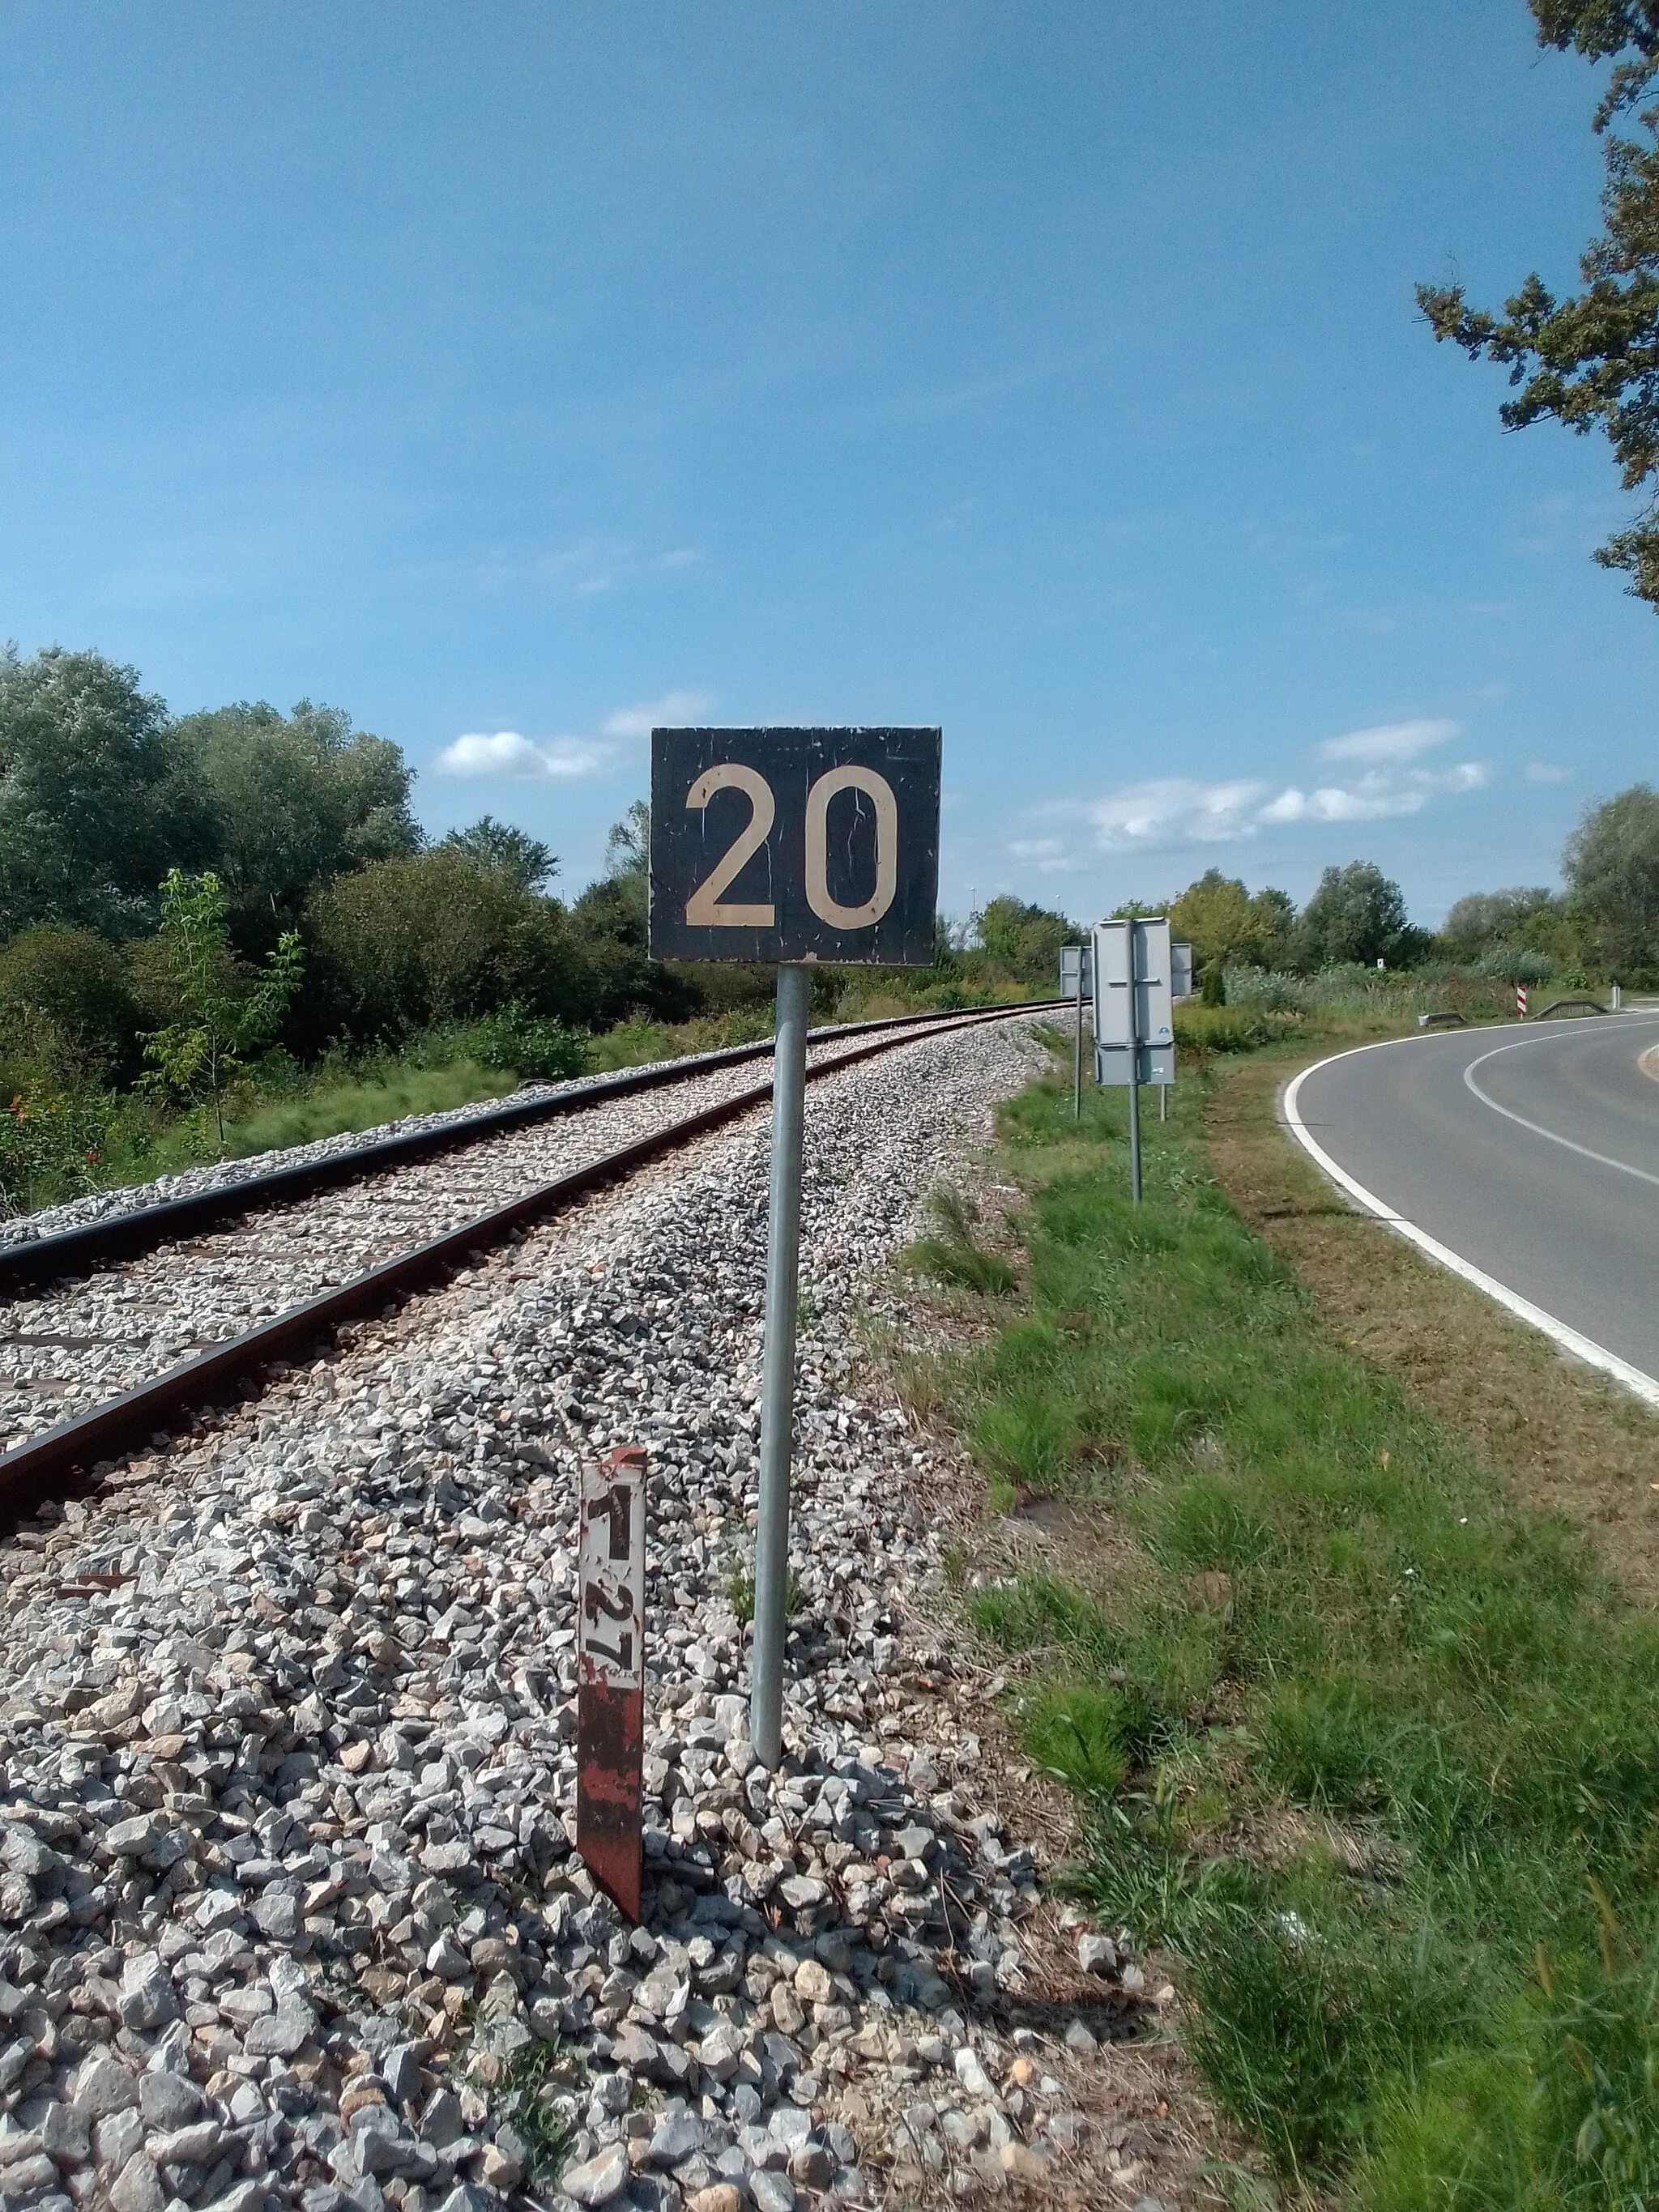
577, 1444, 646, 1920
649, 727, 941, 965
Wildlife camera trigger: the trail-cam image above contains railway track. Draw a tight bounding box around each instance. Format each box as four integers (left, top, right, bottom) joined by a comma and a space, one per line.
0, 1004, 1177, 2212
0, 1000, 1052, 1519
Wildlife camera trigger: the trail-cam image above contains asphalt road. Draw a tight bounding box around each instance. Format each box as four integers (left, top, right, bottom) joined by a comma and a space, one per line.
1286, 1012, 1659, 1393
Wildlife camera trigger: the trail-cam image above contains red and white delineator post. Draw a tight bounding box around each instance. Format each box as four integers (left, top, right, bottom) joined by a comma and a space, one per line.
1516, 983, 1529, 1018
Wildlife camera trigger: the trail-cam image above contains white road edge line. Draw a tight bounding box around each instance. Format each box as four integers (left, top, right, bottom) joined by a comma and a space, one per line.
1282, 1045, 1659, 1412
1462, 1026, 1659, 1188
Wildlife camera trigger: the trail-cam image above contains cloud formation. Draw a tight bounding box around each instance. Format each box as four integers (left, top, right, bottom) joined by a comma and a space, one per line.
1085, 778, 1269, 849
434, 731, 603, 779
1260, 762, 1488, 825
1315, 718, 1460, 765
1073, 757, 1490, 853
603, 689, 714, 740
1009, 837, 1081, 873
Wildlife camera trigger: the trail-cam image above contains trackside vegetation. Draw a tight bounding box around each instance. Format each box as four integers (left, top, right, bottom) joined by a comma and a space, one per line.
8, 637, 1659, 1223
922, 1044, 1659, 2202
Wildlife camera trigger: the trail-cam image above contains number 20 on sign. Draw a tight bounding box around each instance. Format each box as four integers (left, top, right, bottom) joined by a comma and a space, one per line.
648, 727, 940, 965
577, 1444, 647, 1920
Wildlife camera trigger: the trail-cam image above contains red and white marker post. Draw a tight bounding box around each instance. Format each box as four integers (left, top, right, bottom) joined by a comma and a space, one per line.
577, 1444, 646, 1920
1516, 983, 1529, 1019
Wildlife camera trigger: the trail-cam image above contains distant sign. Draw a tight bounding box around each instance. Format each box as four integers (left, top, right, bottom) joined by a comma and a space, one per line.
1171, 942, 1194, 1001
649, 727, 941, 965
1093, 916, 1175, 1087
1060, 943, 1094, 997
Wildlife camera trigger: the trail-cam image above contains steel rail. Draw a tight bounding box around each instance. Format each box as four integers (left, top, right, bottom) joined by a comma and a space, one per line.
0, 1002, 1042, 1521
0, 999, 1062, 1297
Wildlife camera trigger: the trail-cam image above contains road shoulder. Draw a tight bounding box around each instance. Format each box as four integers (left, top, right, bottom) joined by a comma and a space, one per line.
1207, 1044, 1659, 1605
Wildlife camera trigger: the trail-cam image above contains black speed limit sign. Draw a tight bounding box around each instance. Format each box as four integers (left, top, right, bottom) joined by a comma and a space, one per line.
648, 727, 940, 965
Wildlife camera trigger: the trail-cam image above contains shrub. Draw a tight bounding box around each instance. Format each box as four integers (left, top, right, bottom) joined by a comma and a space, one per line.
0, 1085, 125, 1216
463, 1005, 588, 1081
0, 925, 145, 1082
1175, 1004, 1281, 1053
307, 850, 601, 1038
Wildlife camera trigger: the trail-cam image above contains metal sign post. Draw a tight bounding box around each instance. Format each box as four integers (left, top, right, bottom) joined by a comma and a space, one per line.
577, 1443, 647, 1920
650, 727, 941, 1769
1060, 943, 1093, 1119
1124, 941, 1143, 1199
1163, 943, 1192, 1123
1093, 916, 1175, 1203
749, 962, 808, 1769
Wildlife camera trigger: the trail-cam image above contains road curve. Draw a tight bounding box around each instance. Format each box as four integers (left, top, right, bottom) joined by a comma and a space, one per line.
1283, 1012, 1659, 1404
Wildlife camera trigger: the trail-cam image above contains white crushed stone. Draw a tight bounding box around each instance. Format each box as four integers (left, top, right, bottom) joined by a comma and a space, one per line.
0, 1017, 1182, 2212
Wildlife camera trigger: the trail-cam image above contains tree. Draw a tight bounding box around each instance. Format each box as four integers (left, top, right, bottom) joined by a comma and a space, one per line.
173, 698, 420, 937
975, 896, 1083, 982
605, 799, 650, 878
1247, 886, 1298, 968
1294, 862, 1412, 970
1168, 870, 1299, 968
567, 803, 712, 1022
1169, 872, 1253, 966
307, 849, 598, 1038
0, 926, 145, 1085
1418, 3, 1659, 605
141, 871, 303, 1144
441, 815, 557, 893
1563, 782, 1659, 966
1441, 886, 1559, 958
0, 646, 206, 937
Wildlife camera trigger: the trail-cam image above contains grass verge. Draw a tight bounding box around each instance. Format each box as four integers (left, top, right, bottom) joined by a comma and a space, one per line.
924, 1043, 1659, 2203
227, 1059, 518, 1154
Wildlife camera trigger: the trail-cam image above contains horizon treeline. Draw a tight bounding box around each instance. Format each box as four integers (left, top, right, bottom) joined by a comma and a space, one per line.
2, 642, 1653, 1114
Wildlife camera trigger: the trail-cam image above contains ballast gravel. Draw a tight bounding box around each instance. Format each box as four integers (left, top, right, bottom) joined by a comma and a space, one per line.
0, 1017, 1195, 2212
0, 1029, 951, 1459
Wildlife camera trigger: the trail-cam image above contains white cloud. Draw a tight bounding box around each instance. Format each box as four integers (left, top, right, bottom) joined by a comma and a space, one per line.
1261, 762, 1488, 824
1315, 718, 1460, 765
603, 689, 714, 740
1525, 761, 1569, 783
1085, 778, 1269, 850
1009, 837, 1083, 872
1075, 761, 1489, 850
434, 731, 603, 780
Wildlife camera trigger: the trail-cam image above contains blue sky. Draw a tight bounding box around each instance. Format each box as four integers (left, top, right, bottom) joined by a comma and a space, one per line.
2, 0, 1654, 926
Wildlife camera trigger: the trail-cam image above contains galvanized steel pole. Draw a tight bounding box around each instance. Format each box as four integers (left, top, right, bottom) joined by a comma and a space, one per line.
750, 961, 810, 1769
1125, 929, 1143, 1203
1073, 966, 1084, 1120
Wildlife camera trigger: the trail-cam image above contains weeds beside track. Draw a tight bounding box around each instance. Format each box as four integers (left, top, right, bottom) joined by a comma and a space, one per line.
916, 1040, 1659, 2204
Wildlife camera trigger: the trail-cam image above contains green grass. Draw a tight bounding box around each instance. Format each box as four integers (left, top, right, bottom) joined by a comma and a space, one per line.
949, 1053, 1659, 2202
463, 2036, 583, 2189
228, 1059, 518, 1153
726, 1564, 803, 1625
584, 1008, 774, 1071
900, 1184, 1018, 1299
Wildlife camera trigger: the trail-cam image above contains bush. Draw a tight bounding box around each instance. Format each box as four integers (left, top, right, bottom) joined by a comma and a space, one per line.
462, 1004, 588, 1081
0, 1084, 126, 1216
0, 925, 146, 1082
306, 850, 601, 1038
1175, 1004, 1283, 1053
1470, 945, 1557, 983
